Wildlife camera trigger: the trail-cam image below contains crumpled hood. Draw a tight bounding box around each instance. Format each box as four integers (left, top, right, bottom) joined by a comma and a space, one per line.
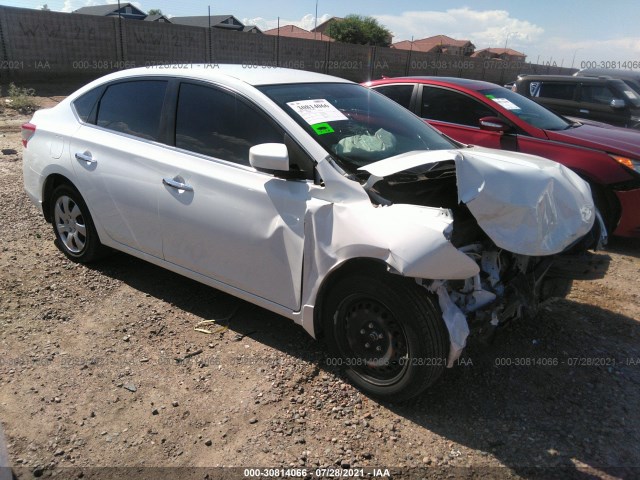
359, 147, 595, 256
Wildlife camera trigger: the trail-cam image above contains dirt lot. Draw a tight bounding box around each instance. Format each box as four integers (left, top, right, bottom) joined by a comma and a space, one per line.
1, 99, 639, 480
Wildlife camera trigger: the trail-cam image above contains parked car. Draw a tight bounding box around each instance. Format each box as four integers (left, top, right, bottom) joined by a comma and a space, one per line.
513, 74, 640, 130
364, 76, 640, 238
23, 66, 598, 401
574, 68, 640, 95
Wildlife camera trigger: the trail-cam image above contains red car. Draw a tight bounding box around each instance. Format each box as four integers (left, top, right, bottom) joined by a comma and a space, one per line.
364, 77, 640, 239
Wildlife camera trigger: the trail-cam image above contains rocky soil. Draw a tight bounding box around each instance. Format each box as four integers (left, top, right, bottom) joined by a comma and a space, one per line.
1, 99, 639, 480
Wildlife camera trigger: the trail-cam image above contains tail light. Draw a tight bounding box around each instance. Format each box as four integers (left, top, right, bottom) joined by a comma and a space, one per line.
21, 122, 36, 148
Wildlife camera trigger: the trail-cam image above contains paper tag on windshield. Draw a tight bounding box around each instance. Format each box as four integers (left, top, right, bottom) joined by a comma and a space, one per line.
624, 90, 638, 99
286, 99, 348, 125
490, 97, 520, 110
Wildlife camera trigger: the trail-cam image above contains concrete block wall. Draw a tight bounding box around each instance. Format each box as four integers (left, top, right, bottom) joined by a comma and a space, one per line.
276, 36, 327, 73
0, 5, 578, 88
211, 29, 275, 65
122, 20, 207, 65
0, 6, 119, 83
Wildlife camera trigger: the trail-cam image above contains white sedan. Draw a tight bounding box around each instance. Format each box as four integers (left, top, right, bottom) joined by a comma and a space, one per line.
22, 65, 597, 401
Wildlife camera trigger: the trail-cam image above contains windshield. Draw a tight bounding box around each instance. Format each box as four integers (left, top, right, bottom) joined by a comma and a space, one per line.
478, 87, 572, 131
258, 83, 456, 172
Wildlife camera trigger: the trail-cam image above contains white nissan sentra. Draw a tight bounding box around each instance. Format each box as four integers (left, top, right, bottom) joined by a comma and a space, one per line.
22, 65, 598, 400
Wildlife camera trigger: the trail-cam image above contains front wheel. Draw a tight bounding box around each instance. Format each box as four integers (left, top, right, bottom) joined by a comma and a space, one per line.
323, 271, 449, 402
49, 184, 107, 263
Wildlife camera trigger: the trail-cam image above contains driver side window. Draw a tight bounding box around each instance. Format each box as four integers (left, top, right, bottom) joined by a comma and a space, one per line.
421, 87, 495, 127
175, 83, 282, 166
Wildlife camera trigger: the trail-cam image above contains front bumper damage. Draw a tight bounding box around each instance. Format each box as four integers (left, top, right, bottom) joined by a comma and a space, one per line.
358, 147, 600, 365
424, 244, 610, 367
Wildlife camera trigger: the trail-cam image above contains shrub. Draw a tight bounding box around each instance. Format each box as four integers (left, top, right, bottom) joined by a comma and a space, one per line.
7, 83, 38, 114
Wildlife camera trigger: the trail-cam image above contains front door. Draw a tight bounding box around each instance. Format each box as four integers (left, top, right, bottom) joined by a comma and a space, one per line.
158, 81, 308, 310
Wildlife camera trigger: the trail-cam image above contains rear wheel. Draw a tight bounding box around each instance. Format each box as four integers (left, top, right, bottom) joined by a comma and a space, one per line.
323, 271, 449, 402
49, 184, 107, 263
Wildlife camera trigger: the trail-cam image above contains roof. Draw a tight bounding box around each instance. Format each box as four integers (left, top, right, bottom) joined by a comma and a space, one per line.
74, 3, 145, 16
472, 48, 525, 57
264, 25, 334, 41
170, 15, 244, 29
144, 14, 171, 22
242, 25, 262, 33
392, 35, 472, 52
517, 74, 625, 85
368, 76, 498, 91
310, 16, 343, 32
80, 64, 352, 88
575, 68, 640, 81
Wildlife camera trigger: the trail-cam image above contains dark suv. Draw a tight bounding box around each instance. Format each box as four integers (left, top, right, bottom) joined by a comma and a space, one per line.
574, 68, 640, 94
513, 74, 640, 129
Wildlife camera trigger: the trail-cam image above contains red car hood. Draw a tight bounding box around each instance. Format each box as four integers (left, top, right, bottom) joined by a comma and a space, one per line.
545, 124, 640, 158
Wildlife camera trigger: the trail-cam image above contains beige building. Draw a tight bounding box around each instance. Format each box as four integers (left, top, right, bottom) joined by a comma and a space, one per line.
471, 48, 526, 62
392, 35, 475, 56
264, 25, 334, 41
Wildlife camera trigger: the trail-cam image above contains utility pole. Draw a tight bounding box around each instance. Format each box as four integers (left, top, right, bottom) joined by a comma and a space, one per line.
314, 0, 318, 40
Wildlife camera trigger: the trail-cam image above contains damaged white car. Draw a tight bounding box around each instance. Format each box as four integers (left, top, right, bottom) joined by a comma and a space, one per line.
22, 66, 600, 401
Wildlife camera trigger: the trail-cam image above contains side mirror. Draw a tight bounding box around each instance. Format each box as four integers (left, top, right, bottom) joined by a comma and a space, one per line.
610, 99, 626, 109
479, 116, 510, 133
249, 143, 289, 172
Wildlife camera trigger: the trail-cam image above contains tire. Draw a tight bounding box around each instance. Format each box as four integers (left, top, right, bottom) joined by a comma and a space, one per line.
589, 183, 615, 242
49, 184, 107, 263
323, 271, 449, 402
539, 277, 573, 302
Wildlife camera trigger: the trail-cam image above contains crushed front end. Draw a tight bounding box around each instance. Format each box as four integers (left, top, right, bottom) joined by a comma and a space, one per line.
358, 147, 605, 364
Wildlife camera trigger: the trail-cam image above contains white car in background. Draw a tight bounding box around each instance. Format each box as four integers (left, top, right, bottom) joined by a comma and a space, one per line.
22, 65, 598, 401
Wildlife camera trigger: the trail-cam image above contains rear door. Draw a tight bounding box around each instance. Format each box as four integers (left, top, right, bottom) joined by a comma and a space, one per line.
69, 79, 169, 257
528, 80, 579, 117
577, 82, 628, 127
417, 85, 505, 149
157, 81, 310, 310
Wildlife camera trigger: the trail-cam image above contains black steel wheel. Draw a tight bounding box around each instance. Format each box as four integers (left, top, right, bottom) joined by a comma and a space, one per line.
323, 271, 449, 402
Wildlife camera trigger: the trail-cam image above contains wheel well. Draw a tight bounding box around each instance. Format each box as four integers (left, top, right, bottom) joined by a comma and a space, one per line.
585, 180, 621, 233
573, 171, 621, 233
42, 174, 78, 223
312, 258, 390, 340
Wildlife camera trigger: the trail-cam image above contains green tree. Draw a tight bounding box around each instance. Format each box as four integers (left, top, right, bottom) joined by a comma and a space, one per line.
327, 15, 391, 47
40, 4, 50, 10
147, 8, 163, 16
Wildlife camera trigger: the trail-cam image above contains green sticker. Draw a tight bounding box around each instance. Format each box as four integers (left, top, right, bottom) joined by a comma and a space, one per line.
485, 94, 496, 99
311, 122, 334, 135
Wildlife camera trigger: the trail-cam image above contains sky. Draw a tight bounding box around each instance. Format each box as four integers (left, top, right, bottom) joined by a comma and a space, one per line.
4, 0, 640, 68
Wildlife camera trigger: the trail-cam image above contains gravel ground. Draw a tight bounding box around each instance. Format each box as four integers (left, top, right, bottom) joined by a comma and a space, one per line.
1, 100, 639, 480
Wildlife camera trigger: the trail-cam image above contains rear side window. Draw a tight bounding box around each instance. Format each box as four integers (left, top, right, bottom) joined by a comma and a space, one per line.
580, 84, 616, 105
96, 80, 167, 141
421, 87, 495, 127
175, 82, 283, 166
373, 84, 414, 109
530, 82, 577, 100
73, 87, 103, 123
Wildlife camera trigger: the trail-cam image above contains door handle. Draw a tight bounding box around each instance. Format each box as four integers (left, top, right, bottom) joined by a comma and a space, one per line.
75, 151, 97, 164
163, 177, 193, 192
579, 109, 590, 114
